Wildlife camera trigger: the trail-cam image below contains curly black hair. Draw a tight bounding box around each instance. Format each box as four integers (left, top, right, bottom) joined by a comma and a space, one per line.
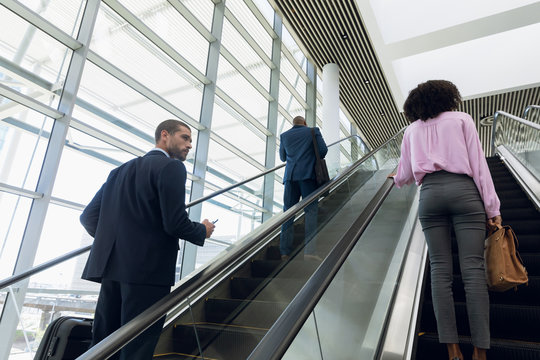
403, 80, 462, 122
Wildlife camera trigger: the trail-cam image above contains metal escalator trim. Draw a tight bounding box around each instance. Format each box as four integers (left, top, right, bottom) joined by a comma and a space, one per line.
378, 218, 428, 360
247, 178, 395, 360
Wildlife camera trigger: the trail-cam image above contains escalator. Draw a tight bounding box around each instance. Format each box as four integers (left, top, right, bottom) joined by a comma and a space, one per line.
72, 130, 409, 360
153, 162, 385, 359
81, 108, 539, 360
414, 155, 540, 359
8, 109, 538, 360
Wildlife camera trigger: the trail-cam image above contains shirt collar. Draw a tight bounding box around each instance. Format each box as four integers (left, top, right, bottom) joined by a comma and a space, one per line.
148, 148, 170, 158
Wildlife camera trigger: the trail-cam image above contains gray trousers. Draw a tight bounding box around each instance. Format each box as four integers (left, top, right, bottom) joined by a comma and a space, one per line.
419, 171, 490, 349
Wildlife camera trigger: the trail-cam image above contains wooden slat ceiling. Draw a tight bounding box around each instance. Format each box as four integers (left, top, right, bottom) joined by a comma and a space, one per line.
273, 0, 540, 153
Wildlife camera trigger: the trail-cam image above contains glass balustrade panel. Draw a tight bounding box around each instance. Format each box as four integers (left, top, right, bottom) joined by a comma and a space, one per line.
495, 116, 540, 180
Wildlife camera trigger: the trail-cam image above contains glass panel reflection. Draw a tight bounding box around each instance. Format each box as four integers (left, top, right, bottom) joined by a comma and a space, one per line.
6, 257, 98, 359
0, 6, 72, 109
0, 194, 32, 280
494, 115, 540, 180
91, 3, 204, 122
35, 203, 91, 266
118, 0, 210, 74
17, 0, 85, 36
0, 106, 53, 191
52, 127, 133, 205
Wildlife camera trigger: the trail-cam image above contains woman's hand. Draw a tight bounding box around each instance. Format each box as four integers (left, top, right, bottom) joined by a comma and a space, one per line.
487, 215, 502, 228
387, 172, 396, 179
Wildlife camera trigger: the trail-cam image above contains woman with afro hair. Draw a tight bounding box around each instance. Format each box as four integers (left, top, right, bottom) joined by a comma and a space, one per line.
392, 80, 501, 360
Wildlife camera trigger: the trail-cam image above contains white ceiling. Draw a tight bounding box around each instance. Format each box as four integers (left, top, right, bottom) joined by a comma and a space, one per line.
355, 0, 540, 109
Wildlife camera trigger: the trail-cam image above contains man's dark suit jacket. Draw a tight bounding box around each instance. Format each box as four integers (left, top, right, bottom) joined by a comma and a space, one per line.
279, 125, 328, 183
80, 150, 206, 287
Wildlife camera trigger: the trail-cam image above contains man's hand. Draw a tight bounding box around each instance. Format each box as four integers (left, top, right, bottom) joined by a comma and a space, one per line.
487, 215, 502, 228
201, 219, 216, 238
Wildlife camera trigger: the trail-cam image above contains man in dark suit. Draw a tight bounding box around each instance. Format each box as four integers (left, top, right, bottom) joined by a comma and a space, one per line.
80, 119, 215, 359
279, 115, 328, 260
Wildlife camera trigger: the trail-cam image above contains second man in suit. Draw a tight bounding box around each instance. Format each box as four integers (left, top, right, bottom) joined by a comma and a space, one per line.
80, 119, 215, 359
279, 115, 328, 260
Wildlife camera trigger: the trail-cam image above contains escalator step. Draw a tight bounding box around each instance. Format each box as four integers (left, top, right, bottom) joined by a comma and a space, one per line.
435, 252, 538, 276
230, 277, 305, 302
423, 275, 540, 305
416, 332, 540, 360
499, 197, 537, 209
509, 234, 540, 253
204, 298, 287, 328
250, 259, 282, 278
500, 207, 540, 221
420, 302, 540, 342
265, 245, 281, 260
153, 352, 219, 360
251, 259, 321, 279
172, 323, 267, 360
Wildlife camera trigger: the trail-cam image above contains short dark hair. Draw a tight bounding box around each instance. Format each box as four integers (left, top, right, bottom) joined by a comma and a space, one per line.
403, 80, 462, 122
292, 116, 305, 125
154, 119, 190, 143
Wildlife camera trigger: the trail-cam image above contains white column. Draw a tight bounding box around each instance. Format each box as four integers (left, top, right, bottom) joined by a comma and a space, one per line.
322, 63, 340, 177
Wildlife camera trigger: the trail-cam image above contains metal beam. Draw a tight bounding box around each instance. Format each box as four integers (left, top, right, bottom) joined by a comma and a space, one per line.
167, 0, 216, 42
262, 11, 282, 222
180, 0, 225, 279
102, 0, 209, 85
0, 0, 82, 50
0, 182, 42, 199
223, 6, 275, 69
86, 50, 204, 131
0, 83, 63, 119
0, 1, 100, 357
220, 45, 273, 101
214, 87, 272, 136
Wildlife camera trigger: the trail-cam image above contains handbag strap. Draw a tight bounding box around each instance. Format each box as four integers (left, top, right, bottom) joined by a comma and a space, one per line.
311, 128, 322, 161
506, 226, 526, 266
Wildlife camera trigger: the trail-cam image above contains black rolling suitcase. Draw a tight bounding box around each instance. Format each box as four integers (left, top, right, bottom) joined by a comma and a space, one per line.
34, 316, 93, 360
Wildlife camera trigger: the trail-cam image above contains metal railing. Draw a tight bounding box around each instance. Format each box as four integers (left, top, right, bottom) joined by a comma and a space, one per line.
74, 129, 405, 360
490, 110, 540, 156
0, 135, 365, 291
523, 104, 540, 120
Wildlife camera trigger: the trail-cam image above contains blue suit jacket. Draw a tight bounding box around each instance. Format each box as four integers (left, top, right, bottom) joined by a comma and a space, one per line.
280, 125, 328, 183
80, 150, 206, 286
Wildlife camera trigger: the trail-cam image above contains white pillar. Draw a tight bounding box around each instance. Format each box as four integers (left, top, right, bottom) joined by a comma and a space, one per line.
322, 63, 340, 177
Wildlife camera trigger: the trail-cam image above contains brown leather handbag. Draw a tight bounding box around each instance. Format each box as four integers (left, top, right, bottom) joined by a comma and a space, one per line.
484, 224, 528, 292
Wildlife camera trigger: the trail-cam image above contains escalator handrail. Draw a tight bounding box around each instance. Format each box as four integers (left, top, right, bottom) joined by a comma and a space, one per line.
187, 135, 365, 207
491, 110, 540, 155
74, 129, 405, 360
0, 135, 364, 292
523, 104, 540, 119
247, 178, 395, 360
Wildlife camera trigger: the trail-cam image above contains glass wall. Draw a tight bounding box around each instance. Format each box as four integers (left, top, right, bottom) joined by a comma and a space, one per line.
0, 0, 368, 358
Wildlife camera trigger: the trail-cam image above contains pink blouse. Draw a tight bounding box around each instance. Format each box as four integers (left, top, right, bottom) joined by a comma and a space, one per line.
394, 111, 500, 218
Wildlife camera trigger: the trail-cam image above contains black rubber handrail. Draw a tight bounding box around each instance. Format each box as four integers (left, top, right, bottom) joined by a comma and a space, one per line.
0, 135, 364, 291
74, 129, 404, 360
247, 178, 395, 360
